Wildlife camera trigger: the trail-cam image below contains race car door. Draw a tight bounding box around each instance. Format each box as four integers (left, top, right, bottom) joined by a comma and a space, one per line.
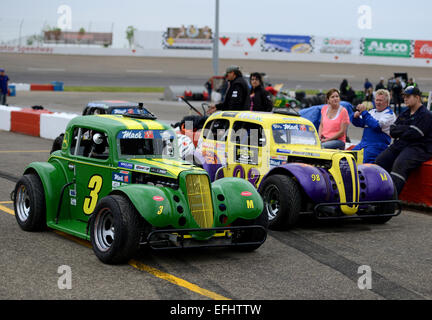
69, 127, 112, 223
200, 118, 230, 171
226, 121, 268, 189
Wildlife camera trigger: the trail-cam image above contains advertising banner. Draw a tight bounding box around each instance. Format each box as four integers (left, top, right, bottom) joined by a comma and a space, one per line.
44, 31, 112, 45
218, 33, 261, 52
414, 40, 432, 59
262, 34, 313, 53
314, 37, 360, 55
163, 25, 212, 50
362, 38, 412, 58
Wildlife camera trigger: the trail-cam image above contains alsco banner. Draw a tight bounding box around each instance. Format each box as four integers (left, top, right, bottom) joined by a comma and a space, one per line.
262, 34, 313, 53
362, 38, 412, 58
414, 40, 432, 59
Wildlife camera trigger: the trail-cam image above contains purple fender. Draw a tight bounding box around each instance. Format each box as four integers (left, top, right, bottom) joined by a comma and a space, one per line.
260, 163, 336, 203
357, 164, 395, 201
193, 150, 222, 182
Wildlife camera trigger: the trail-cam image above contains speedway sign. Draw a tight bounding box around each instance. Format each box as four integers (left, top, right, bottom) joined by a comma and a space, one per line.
363, 38, 411, 58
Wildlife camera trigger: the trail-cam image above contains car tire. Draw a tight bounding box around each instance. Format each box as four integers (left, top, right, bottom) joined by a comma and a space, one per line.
259, 174, 301, 230
90, 195, 142, 264
50, 133, 64, 154
231, 211, 268, 251
14, 173, 46, 231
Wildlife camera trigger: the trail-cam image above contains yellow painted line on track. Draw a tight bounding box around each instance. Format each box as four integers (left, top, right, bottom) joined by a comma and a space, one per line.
0, 201, 13, 204
129, 260, 231, 300
0, 150, 50, 153
0, 204, 14, 215
0, 205, 230, 300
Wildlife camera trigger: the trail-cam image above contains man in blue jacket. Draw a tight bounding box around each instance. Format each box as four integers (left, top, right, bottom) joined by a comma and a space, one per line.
352, 89, 396, 163
0, 68, 9, 106
375, 86, 432, 195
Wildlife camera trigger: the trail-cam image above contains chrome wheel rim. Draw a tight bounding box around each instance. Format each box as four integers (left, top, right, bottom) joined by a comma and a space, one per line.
94, 208, 115, 252
16, 185, 31, 222
263, 185, 280, 221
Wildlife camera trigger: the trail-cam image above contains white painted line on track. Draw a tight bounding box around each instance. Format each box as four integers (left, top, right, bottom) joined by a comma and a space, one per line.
27, 67, 66, 72
319, 74, 355, 79
126, 69, 163, 73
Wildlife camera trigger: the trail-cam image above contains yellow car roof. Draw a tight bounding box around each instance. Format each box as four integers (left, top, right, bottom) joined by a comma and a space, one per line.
211, 111, 315, 127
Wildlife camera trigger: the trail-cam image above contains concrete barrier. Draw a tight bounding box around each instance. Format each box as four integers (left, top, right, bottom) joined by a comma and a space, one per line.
40, 112, 78, 140
0, 105, 22, 131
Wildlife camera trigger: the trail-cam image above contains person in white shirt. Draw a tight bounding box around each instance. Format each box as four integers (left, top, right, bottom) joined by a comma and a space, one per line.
352, 89, 396, 163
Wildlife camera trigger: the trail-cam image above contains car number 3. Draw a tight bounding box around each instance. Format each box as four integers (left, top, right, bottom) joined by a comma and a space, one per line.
83, 175, 103, 215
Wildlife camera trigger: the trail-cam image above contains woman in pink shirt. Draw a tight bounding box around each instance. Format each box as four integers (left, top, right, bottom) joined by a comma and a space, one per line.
318, 88, 350, 149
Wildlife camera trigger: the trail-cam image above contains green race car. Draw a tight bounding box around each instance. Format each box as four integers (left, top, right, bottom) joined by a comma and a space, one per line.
13, 113, 266, 264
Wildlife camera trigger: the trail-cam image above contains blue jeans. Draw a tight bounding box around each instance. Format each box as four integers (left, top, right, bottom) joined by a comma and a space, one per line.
0, 93, 6, 105
322, 139, 345, 150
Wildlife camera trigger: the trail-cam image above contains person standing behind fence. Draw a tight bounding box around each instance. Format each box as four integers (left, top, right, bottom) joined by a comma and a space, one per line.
0, 68, 9, 106
318, 88, 350, 150
249, 72, 273, 112
352, 89, 396, 163
391, 78, 403, 115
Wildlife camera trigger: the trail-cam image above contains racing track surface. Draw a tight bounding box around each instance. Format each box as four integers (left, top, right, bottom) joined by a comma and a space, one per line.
0, 130, 431, 300
3, 53, 432, 91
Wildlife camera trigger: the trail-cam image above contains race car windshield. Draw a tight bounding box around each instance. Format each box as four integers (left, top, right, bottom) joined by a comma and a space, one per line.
117, 129, 177, 158
272, 123, 317, 146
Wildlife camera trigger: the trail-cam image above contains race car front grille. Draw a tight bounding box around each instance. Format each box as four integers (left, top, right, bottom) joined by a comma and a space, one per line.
339, 157, 359, 204
185, 174, 214, 229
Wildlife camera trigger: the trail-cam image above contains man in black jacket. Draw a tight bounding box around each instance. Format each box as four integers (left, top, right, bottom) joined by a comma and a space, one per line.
207, 65, 250, 114
375, 86, 432, 194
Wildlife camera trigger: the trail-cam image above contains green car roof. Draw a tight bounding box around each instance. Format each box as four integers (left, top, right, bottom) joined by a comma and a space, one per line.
67, 114, 172, 133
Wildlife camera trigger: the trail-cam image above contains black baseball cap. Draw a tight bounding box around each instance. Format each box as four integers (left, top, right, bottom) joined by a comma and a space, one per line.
403, 86, 421, 96
225, 65, 240, 73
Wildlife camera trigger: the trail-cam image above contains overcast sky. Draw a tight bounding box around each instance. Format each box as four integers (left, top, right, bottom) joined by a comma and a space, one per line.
2, 0, 430, 47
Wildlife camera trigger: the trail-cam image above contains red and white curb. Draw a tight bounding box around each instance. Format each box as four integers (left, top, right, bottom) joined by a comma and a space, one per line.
0, 105, 76, 139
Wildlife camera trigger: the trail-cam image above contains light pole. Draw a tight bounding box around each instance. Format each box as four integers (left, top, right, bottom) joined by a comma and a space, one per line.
212, 0, 219, 76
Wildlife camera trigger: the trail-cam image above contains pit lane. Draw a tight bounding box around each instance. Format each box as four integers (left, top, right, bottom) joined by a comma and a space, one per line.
0, 130, 431, 300
1, 54, 431, 300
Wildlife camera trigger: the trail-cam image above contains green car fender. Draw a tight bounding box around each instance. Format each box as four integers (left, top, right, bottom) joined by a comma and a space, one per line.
211, 177, 263, 224
110, 184, 185, 228
23, 161, 68, 223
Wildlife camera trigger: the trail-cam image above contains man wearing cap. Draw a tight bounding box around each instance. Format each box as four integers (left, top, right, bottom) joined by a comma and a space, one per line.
207, 65, 250, 114
375, 86, 432, 195
0, 68, 10, 106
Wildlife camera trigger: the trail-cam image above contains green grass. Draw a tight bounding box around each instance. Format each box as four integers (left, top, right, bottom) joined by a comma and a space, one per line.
64, 86, 164, 93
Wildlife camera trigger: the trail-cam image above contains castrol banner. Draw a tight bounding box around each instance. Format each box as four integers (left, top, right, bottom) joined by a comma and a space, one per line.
414, 40, 432, 59
314, 37, 360, 55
